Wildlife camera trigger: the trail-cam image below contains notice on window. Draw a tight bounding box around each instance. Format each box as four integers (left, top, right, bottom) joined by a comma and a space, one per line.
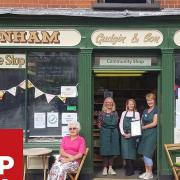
61, 113, 77, 124
47, 112, 59, 127
34, 113, 46, 128
61, 86, 77, 97
174, 128, 180, 143
61, 126, 69, 137
131, 120, 142, 137
176, 98, 180, 128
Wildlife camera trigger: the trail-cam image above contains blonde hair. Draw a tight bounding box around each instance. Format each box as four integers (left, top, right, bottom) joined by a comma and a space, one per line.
146, 93, 156, 101
102, 97, 116, 112
68, 120, 81, 132
125, 98, 137, 111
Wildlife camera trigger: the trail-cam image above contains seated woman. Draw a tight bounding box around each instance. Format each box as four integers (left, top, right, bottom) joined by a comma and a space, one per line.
48, 120, 86, 180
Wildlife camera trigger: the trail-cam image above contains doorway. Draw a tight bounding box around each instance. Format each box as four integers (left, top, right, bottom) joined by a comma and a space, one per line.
93, 71, 158, 179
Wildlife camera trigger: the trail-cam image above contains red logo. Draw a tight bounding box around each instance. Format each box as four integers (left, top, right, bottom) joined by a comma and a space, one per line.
0, 129, 23, 180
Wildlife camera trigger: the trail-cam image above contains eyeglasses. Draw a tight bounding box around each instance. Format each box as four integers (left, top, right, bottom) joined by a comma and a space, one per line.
69, 127, 77, 131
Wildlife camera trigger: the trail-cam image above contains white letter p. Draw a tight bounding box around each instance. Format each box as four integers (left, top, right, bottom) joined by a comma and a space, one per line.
0, 156, 14, 174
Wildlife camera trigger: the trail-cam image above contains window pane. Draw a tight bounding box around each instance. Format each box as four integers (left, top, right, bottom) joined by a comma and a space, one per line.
27, 51, 78, 139
0, 69, 25, 128
175, 56, 180, 134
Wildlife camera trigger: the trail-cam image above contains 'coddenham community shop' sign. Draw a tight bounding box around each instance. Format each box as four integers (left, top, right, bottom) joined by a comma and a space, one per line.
0, 29, 81, 46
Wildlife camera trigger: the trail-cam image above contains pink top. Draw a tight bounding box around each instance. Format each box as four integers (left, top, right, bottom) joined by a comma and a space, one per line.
60, 135, 86, 156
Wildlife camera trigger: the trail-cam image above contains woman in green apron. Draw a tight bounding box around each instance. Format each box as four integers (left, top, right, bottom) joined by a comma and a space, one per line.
97, 97, 120, 176
138, 93, 158, 180
119, 99, 140, 176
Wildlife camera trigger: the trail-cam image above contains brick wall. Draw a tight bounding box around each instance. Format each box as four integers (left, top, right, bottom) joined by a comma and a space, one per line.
160, 0, 180, 8
0, 0, 180, 9
0, 0, 96, 8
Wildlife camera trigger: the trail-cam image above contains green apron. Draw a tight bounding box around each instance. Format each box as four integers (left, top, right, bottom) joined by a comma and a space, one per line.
121, 111, 136, 160
138, 107, 157, 158
100, 112, 120, 156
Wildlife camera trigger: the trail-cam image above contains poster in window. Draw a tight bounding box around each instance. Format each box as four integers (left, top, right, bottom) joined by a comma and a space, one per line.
34, 112, 46, 129
47, 112, 59, 127
61, 86, 77, 97
62, 126, 69, 137
61, 113, 77, 124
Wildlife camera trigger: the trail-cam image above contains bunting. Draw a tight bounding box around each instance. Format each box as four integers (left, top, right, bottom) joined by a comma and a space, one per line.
0, 80, 77, 103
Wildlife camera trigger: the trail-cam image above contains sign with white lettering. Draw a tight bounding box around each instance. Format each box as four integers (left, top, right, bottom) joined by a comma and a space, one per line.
174, 30, 180, 46
99, 57, 151, 66
0, 29, 81, 46
0, 54, 26, 68
91, 30, 163, 47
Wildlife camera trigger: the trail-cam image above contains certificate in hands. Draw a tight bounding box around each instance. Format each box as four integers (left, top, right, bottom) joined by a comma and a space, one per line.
131, 119, 142, 137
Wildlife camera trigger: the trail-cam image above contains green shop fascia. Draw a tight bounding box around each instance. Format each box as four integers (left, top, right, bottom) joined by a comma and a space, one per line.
0, 11, 180, 179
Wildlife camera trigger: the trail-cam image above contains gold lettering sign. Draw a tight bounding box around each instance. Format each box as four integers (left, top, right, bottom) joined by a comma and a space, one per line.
0, 54, 26, 68
0, 29, 81, 46
91, 30, 163, 47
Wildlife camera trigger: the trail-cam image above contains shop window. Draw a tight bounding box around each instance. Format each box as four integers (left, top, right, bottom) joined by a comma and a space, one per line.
27, 51, 78, 141
93, 0, 160, 10
175, 55, 180, 142
0, 56, 26, 129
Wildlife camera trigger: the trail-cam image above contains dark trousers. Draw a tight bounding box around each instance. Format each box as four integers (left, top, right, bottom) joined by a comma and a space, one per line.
125, 159, 134, 176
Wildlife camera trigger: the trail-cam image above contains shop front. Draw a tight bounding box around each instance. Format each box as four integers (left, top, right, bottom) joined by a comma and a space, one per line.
0, 14, 179, 179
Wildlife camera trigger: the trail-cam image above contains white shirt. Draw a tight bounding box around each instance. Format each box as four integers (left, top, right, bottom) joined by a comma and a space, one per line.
119, 111, 140, 135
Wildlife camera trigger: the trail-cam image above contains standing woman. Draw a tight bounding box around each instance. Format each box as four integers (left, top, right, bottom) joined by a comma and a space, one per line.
97, 97, 120, 175
119, 99, 140, 176
138, 93, 158, 180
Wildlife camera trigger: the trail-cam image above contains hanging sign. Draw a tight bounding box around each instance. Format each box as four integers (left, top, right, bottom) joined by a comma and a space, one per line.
0, 29, 81, 46
99, 57, 151, 66
91, 29, 163, 47
0, 54, 26, 68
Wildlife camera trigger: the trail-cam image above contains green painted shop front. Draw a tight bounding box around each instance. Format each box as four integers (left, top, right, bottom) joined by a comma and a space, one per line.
0, 14, 179, 179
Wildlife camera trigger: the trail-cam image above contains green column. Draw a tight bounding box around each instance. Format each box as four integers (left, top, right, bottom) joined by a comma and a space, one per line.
78, 48, 93, 174
160, 49, 174, 175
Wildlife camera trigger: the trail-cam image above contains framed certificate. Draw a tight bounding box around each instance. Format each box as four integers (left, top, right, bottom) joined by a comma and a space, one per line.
131, 120, 142, 137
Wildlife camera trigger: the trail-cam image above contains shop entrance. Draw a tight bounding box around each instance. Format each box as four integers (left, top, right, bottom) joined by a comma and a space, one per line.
93, 71, 158, 179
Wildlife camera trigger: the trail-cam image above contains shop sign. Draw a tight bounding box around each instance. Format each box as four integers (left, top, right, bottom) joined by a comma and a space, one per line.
91, 30, 163, 47
0, 29, 81, 46
174, 30, 180, 46
99, 57, 151, 66
0, 54, 26, 68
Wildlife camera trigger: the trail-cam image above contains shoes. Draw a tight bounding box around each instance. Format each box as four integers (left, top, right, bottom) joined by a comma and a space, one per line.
102, 168, 108, 176
143, 173, 153, 179
108, 168, 116, 175
139, 172, 147, 179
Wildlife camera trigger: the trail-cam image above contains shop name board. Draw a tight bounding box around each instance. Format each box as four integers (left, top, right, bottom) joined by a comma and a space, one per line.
0, 54, 26, 68
91, 30, 163, 47
99, 57, 151, 66
174, 30, 180, 46
0, 29, 81, 46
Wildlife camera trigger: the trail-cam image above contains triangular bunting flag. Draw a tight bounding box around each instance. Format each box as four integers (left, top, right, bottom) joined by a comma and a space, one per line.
45, 94, 55, 103
57, 95, 66, 103
0, 90, 5, 100
18, 80, 26, 89
34, 87, 44, 98
28, 80, 34, 88
7, 87, 17, 96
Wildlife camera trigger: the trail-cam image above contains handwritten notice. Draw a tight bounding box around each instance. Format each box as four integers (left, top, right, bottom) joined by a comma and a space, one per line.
34, 113, 46, 129
61, 113, 77, 124
47, 112, 59, 127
